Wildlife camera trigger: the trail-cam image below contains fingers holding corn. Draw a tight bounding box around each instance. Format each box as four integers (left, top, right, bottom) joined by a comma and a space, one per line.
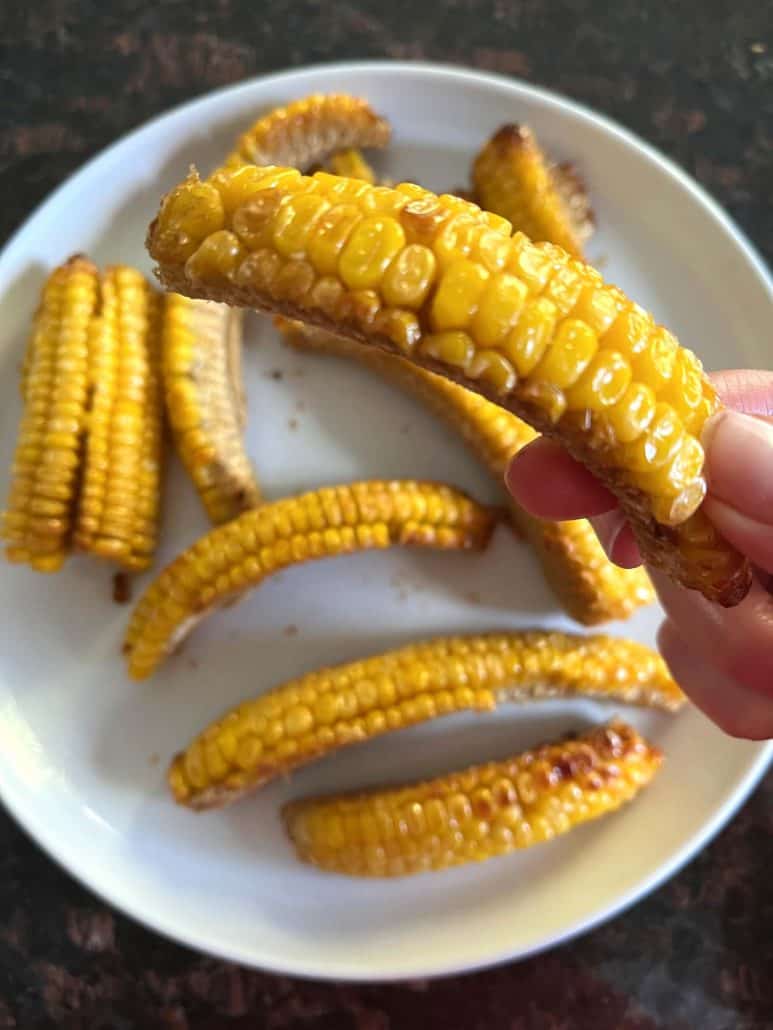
283, 718, 662, 877
124, 480, 497, 680
162, 295, 260, 524
146, 165, 749, 605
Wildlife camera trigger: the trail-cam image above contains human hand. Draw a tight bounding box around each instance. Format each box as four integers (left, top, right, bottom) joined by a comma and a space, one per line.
505, 370, 773, 739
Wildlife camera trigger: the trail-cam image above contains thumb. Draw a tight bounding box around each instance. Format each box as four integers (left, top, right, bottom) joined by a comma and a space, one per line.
703, 408, 773, 573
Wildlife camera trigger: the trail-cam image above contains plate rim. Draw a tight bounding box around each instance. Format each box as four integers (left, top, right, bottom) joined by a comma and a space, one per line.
1, 58, 771, 982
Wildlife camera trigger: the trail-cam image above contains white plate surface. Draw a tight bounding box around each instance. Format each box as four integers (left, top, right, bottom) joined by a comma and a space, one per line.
0, 61, 771, 981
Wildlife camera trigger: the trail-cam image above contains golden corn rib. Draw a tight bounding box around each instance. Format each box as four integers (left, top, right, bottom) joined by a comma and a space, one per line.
472, 125, 593, 258
280, 320, 653, 623
146, 166, 750, 605
169, 631, 681, 810
74, 266, 163, 571
2, 256, 98, 572
162, 295, 259, 524
326, 148, 377, 184
223, 94, 390, 171
283, 718, 662, 877
124, 480, 496, 680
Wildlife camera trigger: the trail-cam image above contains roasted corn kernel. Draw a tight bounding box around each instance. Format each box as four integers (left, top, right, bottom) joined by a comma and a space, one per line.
147, 167, 749, 604
125, 480, 497, 679
162, 295, 259, 524
326, 148, 377, 184
283, 719, 662, 876
223, 94, 390, 171
472, 125, 593, 258
74, 266, 163, 571
2, 256, 98, 571
281, 321, 653, 623
170, 631, 681, 809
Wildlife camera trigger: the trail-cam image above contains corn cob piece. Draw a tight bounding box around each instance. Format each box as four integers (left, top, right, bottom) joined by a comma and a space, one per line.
73, 266, 163, 571
326, 148, 377, 184
223, 94, 390, 171
284, 718, 661, 877
2, 256, 98, 571
124, 480, 496, 679
162, 295, 259, 524
280, 320, 653, 623
170, 631, 681, 810
147, 166, 750, 605
472, 125, 593, 258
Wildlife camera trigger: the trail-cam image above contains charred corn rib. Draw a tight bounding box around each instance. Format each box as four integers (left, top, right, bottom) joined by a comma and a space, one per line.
284, 718, 661, 877
124, 480, 496, 679
2, 257, 98, 571
74, 266, 163, 571
223, 94, 390, 171
472, 126, 594, 258
147, 166, 750, 605
326, 148, 377, 184
170, 631, 681, 810
281, 321, 653, 623
162, 295, 259, 524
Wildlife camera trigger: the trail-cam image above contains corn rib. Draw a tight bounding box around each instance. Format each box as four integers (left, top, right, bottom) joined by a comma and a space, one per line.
169, 631, 681, 810
223, 94, 390, 171
283, 718, 662, 877
472, 125, 593, 257
74, 266, 163, 571
280, 320, 653, 623
146, 166, 749, 605
124, 480, 497, 679
2, 256, 98, 571
162, 295, 260, 524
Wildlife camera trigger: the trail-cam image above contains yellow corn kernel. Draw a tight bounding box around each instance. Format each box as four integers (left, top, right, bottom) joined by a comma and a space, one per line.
125, 481, 496, 680
280, 322, 654, 624
152, 176, 225, 264
161, 295, 260, 525
147, 166, 750, 604
271, 194, 331, 258
565, 349, 632, 410
381, 245, 437, 309
467, 350, 517, 395
430, 259, 490, 332
339, 215, 406, 290
224, 94, 391, 170
472, 273, 529, 349
2, 256, 98, 571
623, 402, 685, 471
283, 719, 662, 876
472, 124, 591, 258
307, 203, 363, 276
327, 148, 377, 184
501, 297, 557, 376
169, 633, 681, 808
185, 230, 244, 285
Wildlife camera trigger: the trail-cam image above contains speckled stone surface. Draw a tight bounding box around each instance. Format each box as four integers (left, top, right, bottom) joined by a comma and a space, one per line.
1, 2, 772, 1027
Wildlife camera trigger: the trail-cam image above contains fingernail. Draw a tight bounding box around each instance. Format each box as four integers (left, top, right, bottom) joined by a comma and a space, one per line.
704, 410, 773, 523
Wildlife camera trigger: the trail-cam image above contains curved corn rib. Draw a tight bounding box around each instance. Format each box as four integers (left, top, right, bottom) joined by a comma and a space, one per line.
124, 480, 496, 679
74, 266, 163, 571
223, 94, 390, 171
146, 166, 750, 605
280, 320, 653, 623
2, 256, 98, 571
162, 295, 260, 524
169, 631, 681, 810
472, 125, 593, 258
283, 718, 662, 877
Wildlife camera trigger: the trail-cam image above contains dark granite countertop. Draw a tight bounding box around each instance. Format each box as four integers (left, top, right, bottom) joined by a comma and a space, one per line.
1, 2, 772, 1027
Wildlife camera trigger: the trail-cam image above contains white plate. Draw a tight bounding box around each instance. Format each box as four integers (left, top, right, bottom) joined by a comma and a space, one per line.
0, 61, 771, 982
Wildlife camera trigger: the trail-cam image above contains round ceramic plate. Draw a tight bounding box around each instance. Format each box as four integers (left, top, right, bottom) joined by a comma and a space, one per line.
0, 61, 770, 981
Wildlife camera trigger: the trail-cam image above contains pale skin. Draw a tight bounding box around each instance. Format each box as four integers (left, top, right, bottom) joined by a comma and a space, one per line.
505, 370, 773, 740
